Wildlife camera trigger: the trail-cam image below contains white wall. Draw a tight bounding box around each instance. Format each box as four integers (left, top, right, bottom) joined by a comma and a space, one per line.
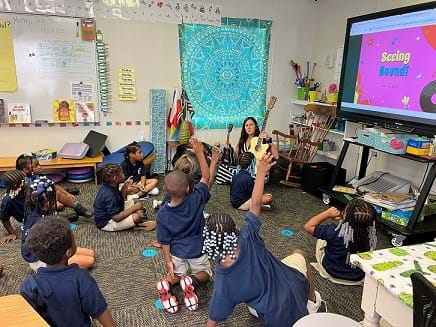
311, 0, 435, 192
0, 0, 316, 156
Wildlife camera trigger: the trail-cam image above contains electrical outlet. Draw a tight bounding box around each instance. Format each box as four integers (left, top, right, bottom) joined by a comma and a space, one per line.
370, 150, 378, 158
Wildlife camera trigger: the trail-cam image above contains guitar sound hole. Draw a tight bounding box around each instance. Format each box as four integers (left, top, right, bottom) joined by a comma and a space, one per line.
255, 145, 261, 151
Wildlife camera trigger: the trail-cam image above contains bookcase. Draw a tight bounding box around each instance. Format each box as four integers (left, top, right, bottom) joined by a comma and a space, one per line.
319, 138, 436, 246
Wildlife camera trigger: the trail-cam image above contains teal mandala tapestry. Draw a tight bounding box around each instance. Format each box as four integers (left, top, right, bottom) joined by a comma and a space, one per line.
179, 18, 272, 129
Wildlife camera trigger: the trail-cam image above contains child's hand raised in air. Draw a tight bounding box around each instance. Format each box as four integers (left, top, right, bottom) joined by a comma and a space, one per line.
325, 207, 341, 219
256, 153, 276, 175
189, 138, 204, 155
211, 146, 220, 163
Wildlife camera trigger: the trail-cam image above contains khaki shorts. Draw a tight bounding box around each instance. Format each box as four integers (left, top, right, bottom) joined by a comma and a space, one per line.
281, 253, 307, 277
238, 198, 252, 211
171, 253, 212, 277
101, 199, 136, 232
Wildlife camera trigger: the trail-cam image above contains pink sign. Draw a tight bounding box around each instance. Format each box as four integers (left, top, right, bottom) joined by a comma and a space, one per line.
356, 25, 436, 113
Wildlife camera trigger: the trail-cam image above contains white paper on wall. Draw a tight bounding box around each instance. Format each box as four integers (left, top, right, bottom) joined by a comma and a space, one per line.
54, 0, 65, 14
34, 0, 45, 12
9, 0, 26, 12
334, 46, 344, 81
24, 0, 36, 12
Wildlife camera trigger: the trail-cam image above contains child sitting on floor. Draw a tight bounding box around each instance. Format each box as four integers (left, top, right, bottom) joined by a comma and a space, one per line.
204, 153, 321, 327
121, 141, 159, 198
16, 154, 93, 219
304, 198, 377, 284
22, 175, 95, 271
230, 152, 272, 210
0, 170, 27, 244
156, 139, 212, 314
93, 163, 154, 232
20, 216, 115, 327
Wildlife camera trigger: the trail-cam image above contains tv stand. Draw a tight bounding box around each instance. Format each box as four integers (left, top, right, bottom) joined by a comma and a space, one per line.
319, 138, 436, 247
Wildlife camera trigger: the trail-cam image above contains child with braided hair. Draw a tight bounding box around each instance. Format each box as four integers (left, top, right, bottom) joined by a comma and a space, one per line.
205, 153, 321, 327
230, 151, 272, 210
22, 175, 95, 271
0, 170, 27, 244
304, 198, 377, 284
93, 163, 154, 232
120, 141, 159, 198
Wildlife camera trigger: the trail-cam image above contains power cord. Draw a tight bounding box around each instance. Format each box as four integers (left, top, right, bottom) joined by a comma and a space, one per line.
418, 163, 430, 191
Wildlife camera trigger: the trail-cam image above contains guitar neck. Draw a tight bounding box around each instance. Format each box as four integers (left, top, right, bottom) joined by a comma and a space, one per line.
256, 109, 271, 146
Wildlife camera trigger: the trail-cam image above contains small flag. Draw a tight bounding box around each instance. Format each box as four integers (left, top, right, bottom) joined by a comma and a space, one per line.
106, 121, 112, 126
126, 121, 132, 126
60, 123, 67, 127
135, 120, 141, 126
115, 121, 121, 126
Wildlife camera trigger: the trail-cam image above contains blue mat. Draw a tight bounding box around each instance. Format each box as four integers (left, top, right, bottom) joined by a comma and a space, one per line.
99, 141, 154, 167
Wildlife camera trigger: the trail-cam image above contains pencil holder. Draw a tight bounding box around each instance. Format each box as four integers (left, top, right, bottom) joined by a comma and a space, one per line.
309, 91, 317, 102
329, 92, 338, 104
297, 87, 308, 100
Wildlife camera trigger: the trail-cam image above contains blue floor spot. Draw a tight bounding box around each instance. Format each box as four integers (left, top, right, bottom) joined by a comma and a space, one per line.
155, 298, 163, 310
70, 223, 77, 231
142, 248, 158, 257
280, 229, 294, 237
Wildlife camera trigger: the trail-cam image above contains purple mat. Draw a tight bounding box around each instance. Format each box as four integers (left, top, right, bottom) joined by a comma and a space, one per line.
66, 167, 94, 175
46, 174, 64, 184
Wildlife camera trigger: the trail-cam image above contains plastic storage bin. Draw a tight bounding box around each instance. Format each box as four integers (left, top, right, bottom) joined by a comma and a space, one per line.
374, 133, 411, 154
357, 129, 377, 147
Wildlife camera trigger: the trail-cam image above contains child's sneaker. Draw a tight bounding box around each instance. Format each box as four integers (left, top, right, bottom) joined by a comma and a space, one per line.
180, 275, 199, 311
261, 204, 271, 210
153, 200, 162, 210
307, 291, 323, 314
156, 278, 178, 314
148, 187, 160, 196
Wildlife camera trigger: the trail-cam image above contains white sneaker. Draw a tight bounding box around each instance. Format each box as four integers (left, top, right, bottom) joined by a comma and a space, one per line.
261, 204, 271, 210
307, 291, 323, 314
148, 187, 160, 196
203, 212, 210, 219
153, 200, 162, 209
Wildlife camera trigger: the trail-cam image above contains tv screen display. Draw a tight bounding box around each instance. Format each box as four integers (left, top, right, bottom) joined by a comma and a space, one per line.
338, 3, 436, 137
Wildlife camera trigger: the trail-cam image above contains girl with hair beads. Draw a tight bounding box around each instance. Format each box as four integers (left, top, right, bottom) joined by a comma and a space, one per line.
304, 198, 377, 284
16, 154, 93, 219
120, 142, 159, 198
204, 154, 321, 327
93, 163, 155, 232
0, 170, 27, 243
22, 175, 95, 271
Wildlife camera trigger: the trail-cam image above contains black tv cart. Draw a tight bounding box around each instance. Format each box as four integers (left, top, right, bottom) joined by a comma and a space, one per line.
319, 138, 436, 247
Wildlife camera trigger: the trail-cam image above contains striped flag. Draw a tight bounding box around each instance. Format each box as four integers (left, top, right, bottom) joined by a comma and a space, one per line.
181, 89, 195, 136
167, 88, 183, 139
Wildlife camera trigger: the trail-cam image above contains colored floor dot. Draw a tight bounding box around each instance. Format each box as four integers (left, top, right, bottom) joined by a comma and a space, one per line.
280, 229, 294, 237
70, 223, 77, 231
155, 299, 163, 310
142, 248, 158, 257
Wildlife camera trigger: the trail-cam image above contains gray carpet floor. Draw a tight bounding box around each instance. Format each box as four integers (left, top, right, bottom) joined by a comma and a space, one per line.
0, 179, 392, 326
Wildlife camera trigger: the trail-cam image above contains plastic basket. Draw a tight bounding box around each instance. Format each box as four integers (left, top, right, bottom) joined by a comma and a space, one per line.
357, 129, 377, 147
374, 133, 411, 154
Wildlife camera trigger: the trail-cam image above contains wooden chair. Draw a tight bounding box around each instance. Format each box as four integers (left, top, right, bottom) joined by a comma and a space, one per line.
272, 103, 336, 187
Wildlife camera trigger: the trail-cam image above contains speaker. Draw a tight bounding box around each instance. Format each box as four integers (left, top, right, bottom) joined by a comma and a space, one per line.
302, 162, 346, 197
83, 130, 108, 157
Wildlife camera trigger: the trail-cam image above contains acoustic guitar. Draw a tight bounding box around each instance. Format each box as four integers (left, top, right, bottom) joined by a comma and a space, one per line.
248, 96, 277, 164
221, 123, 236, 166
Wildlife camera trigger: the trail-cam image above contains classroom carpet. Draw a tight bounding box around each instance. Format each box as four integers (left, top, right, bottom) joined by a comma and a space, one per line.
0, 179, 392, 326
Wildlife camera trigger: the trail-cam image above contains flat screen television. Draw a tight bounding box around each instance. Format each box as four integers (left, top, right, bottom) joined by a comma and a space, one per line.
338, 2, 436, 137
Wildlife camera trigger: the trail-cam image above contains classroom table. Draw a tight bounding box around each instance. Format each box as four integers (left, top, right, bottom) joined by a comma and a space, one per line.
0, 154, 103, 185
350, 241, 436, 327
0, 294, 49, 326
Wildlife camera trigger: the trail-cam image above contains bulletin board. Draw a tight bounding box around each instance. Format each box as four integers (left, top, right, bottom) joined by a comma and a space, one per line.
0, 13, 98, 124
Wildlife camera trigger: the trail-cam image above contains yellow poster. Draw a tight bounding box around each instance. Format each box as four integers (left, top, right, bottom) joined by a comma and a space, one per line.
0, 19, 18, 92
53, 99, 75, 123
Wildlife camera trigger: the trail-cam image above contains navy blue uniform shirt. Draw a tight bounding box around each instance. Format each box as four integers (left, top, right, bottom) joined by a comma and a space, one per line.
157, 182, 210, 259
209, 212, 309, 326
21, 210, 44, 263
230, 170, 254, 208
121, 160, 145, 183
0, 192, 25, 223
21, 264, 107, 327
314, 223, 365, 281
93, 184, 124, 229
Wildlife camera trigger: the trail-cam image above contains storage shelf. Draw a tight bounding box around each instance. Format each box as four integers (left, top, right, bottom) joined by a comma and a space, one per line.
291, 99, 336, 107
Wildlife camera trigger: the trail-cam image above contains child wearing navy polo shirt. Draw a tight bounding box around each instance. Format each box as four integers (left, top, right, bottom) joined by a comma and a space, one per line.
304, 198, 377, 283
204, 154, 321, 327
0, 170, 27, 244
20, 216, 115, 327
230, 152, 272, 210
93, 163, 154, 232
121, 141, 159, 198
156, 139, 212, 314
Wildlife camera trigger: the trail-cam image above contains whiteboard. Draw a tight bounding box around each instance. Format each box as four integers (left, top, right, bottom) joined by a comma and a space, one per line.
0, 13, 98, 123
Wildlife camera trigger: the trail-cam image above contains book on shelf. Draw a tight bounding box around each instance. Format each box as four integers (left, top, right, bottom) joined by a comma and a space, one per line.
364, 192, 416, 211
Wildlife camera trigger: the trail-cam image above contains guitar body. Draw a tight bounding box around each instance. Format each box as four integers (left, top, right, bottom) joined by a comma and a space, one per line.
222, 145, 236, 166
248, 138, 269, 161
